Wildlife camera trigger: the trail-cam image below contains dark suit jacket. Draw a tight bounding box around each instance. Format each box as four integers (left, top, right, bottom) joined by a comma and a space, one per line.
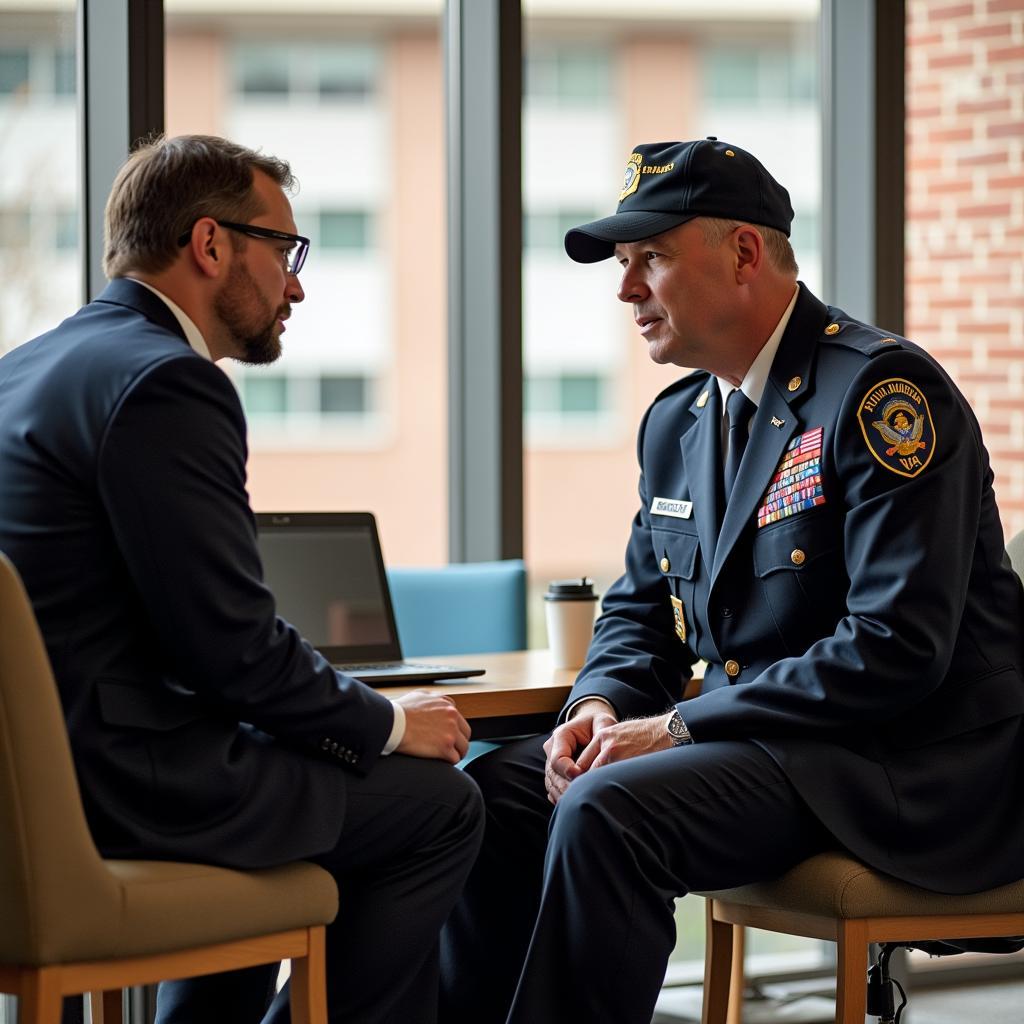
0, 279, 394, 867
564, 284, 1024, 894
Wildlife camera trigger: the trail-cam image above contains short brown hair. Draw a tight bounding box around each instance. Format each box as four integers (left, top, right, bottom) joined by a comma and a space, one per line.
103, 134, 295, 279
698, 216, 799, 277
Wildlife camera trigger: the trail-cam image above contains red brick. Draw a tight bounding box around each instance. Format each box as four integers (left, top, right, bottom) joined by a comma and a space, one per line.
908, 103, 943, 119
910, 155, 946, 171
986, 346, 1024, 359
930, 126, 976, 143
957, 97, 1013, 115
928, 2, 976, 19
928, 179, 975, 195
960, 22, 1015, 40
930, 296, 976, 309
958, 322, 1013, 335
955, 149, 1009, 167
908, 31, 945, 47
1005, 70, 1024, 86
987, 121, 1024, 138
989, 44, 1024, 63
989, 174, 1024, 190
987, 0, 1024, 13
988, 297, 1024, 311
928, 52, 976, 70
960, 271, 1016, 287
956, 201, 1014, 217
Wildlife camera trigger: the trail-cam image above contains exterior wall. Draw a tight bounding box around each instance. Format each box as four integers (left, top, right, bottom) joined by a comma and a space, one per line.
905, 0, 1024, 537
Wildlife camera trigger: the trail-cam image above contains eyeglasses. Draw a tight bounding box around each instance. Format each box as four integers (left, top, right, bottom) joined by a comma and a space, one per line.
177, 220, 310, 275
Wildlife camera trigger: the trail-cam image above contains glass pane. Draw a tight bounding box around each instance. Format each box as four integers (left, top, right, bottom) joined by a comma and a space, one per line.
166, 2, 447, 564
0, 5, 80, 357
523, 0, 824, 980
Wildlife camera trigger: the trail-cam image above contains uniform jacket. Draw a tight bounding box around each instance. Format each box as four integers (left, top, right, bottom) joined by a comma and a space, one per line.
565, 284, 1024, 893
0, 279, 395, 867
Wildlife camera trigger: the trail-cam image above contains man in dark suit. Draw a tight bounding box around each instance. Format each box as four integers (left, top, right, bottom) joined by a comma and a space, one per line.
440, 138, 1024, 1024
0, 134, 483, 1024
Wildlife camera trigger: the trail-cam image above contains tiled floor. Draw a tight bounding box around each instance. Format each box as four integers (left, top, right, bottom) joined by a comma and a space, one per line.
653, 976, 1024, 1022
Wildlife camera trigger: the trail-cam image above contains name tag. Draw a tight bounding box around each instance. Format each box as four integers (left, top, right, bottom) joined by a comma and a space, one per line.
650, 497, 692, 520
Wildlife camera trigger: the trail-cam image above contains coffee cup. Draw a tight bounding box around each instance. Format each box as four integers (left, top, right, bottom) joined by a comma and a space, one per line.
544, 578, 599, 670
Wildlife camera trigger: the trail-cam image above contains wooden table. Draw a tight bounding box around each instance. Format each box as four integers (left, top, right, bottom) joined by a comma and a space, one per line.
377, 649, 576, 739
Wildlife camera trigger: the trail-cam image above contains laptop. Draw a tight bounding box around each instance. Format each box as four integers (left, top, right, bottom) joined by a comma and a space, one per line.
255, 511, 485, 685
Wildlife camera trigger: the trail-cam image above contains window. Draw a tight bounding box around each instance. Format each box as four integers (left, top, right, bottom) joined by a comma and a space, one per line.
319, 210, 371, 251
706, 43, 818, 105
233, 43, 378, 103
526, 373, 605, 417
526, 46, 611, 105
0, 15, 80, 358
0, 47, 30, 95
239, 372, 373, 422
525, 209, 598, 253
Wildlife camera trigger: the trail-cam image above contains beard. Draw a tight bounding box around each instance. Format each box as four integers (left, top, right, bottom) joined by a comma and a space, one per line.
214, 258, 287, 365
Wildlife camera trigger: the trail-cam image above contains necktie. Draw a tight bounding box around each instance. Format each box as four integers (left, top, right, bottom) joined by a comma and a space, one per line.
724, 388, 756, 502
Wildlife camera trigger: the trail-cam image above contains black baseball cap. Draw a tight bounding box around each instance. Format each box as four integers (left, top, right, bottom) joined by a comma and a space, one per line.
564, 138, 794, 264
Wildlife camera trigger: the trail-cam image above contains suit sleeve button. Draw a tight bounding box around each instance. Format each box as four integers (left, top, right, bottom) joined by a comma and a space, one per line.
724, 660, 741, 678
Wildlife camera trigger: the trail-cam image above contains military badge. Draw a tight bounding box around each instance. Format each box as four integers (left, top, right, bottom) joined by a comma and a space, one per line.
619, 153, 642, 203
857, 378, 935, 478
756, 427, 826, 528
670, 596, 687, 644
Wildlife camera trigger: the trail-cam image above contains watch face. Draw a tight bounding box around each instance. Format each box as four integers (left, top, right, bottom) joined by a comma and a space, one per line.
668, 711, 688, 742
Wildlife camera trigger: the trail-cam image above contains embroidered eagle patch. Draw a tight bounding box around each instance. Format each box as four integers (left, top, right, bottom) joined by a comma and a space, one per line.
857, 378, 935, 478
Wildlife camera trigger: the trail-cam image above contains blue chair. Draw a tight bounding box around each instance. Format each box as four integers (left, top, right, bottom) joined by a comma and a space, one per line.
386, 559, 527, 657
386, 559, 527, 764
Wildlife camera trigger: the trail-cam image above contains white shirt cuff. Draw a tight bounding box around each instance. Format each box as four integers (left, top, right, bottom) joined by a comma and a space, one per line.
566, 695, 616, 720
382, 700, 406, 755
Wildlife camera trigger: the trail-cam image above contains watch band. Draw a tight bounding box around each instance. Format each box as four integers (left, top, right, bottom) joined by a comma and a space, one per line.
667, 708, 693, 746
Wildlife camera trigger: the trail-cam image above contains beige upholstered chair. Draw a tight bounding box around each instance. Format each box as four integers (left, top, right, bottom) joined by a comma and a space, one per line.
698, 851, 1024, 1023
0, 552, 338, 1024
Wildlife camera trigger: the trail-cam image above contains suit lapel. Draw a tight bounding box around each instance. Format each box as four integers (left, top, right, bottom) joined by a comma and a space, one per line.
679, 383, 723, 573
711, 286, 832, 585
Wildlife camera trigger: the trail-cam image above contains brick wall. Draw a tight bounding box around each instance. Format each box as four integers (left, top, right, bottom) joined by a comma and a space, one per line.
906, 0, 1024, 538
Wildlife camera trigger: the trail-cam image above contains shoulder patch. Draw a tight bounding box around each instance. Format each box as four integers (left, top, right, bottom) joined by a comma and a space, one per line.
858, 378, 935, 478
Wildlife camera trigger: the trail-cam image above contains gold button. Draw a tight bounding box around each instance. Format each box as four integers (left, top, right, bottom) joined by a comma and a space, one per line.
725, 149, 736, 157
787, 376, 802, 392
696, 390, 709, 408
825, 323, 840, 335
880, 337, 897, 344
660, 557, 671, 573
791, 548, 806, 566
725, 660, 741, 678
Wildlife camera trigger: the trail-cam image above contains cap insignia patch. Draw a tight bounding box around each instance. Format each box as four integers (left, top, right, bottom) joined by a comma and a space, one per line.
858, 378, 935, 478
620, 153, 643, 203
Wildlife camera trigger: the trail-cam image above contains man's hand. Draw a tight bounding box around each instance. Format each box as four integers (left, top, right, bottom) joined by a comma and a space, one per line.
542, 700, 618, 805
394, 690, 471, 764
574, 712, 675, 772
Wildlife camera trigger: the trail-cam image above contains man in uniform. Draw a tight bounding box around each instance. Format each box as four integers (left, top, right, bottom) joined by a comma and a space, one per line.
440, 138, 1024, 1024
0, 135, 483, 1024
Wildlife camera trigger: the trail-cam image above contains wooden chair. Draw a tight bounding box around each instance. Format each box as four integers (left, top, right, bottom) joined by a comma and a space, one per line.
698, 850, 1024, 1023
0, 552, 338, 1023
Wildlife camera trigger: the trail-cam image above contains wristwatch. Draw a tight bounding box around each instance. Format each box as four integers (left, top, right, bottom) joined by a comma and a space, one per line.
666, 709, 693, 746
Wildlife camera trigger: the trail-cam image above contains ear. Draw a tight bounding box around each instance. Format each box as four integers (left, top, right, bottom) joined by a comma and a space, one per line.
183, 218, 226, 280
733, 225, 764, 284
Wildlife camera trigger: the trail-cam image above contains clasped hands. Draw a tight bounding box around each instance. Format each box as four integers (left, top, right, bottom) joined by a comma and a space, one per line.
542, 699, 675, 805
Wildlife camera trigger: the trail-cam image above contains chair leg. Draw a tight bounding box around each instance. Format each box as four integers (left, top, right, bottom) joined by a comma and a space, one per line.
90, 989, 124, 1024
726, 926, 746, 1024
289, 926, 328, 1024
701, 899, 736, 1024
835, 920, 869, 1024
17, 968, 63, 1024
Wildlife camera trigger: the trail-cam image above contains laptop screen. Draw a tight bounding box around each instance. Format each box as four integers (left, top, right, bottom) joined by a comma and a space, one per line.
255, 512, 404, 663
